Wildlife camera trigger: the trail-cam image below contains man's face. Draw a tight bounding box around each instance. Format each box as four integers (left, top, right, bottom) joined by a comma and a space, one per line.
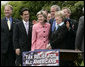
21, 11, 29, 22
50, 7, 56, 19
4, 6, 12, 17
62, 9, 70, 18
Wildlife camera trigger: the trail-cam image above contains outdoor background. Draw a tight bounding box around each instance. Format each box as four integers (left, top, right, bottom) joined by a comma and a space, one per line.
1, 1, 84, 66
1, 1, 84, 22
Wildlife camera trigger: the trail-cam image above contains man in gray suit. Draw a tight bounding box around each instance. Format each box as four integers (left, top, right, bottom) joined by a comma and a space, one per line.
75, 8, 84, 61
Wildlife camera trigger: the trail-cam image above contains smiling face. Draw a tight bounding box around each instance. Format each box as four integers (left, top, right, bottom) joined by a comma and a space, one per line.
62, 9, 70, 18
55, 16, 62, 24
21, 11, 29, 22
4, 6, 12, 18
50, 7, 56, 19
37, 14, 45, 23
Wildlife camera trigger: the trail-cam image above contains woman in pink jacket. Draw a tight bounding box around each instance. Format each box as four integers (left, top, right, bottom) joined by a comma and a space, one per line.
31, 11, 51, 51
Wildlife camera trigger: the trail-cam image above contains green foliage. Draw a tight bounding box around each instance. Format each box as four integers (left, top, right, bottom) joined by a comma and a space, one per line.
81, 61, 84, 66
1, 1, 84, 22
1, 5, 5, 19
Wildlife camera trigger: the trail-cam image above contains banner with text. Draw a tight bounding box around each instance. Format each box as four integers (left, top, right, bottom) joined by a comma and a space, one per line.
22, 49, 60, 66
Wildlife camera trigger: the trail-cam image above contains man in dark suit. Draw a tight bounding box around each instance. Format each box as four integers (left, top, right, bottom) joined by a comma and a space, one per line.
75, 16, 84, 61
49, 5, 60, 29
48, 5, 61, 41
13, 8, 32, 66
1, 5, 19, 66
62, 7, 78, 50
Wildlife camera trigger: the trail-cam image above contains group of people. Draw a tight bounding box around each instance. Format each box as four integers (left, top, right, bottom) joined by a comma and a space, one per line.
1, 4, 84, 66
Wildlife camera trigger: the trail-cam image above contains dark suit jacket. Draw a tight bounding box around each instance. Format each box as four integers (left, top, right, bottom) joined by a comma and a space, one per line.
75, 16, 84, 51
64, 19, 78, 49
50, 24, 68, 49
1, 17, 20, 54
13, 21, 32, 52
48, 18, 55, 40
49, 18, 54, 30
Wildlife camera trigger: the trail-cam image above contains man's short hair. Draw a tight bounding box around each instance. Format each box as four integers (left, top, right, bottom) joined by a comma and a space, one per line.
51, 5, 60, 11
4, 4, 13, 10
62, 7, 71, 14
20, 8, 29, 15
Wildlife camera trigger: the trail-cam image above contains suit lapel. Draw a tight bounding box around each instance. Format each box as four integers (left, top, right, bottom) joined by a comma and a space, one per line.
20, 21, 28, 36
3, 18, 9, 31
28, 22, 32, 35
3, 17, 14, 31
11, 17, 14, 30
28, 22, 31, 33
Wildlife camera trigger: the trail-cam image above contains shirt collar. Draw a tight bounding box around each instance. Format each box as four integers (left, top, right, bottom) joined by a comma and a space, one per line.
66, 17, 70, 19
58, 22, 64, 26
23, 20, 29, 24
6, 17, 12, 22
55, 21, 64, 26
38, 22, 48, 28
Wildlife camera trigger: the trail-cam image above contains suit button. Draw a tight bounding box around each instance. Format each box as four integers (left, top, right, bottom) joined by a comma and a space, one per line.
44, 36, 45, 38
43, 31, 45, 33
44, 41, 45, 43
43, 26, 44, 28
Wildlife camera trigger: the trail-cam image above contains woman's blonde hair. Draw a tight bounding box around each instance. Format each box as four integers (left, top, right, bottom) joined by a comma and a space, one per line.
55, 11, 65, 21
36, 10, 47, 22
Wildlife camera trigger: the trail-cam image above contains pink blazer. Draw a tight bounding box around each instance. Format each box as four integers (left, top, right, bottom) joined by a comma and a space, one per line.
31, 22, 50, 51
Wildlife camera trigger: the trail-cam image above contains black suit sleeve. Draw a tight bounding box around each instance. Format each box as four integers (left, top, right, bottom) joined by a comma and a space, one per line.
13, 23, 20, 49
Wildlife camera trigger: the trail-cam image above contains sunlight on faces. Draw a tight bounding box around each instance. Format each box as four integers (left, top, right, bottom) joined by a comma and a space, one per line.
62, 9, 70, 18
55, 16, 62, 24
4, 5, 12, 17
50, 7, 56, 19
55, 11, 64, 24
37, 14, 45, 23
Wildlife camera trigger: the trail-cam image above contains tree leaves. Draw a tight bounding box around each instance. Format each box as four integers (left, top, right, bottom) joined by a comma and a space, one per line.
1, 1, 84, 21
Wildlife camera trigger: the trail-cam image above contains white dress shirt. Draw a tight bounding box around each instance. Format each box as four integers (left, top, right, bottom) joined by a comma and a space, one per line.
23, 20, 29, 34
55, 22, 64, 30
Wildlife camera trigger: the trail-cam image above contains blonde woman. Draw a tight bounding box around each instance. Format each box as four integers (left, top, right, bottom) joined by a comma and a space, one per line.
50, 11, 68, 49
31, 11, 51, 51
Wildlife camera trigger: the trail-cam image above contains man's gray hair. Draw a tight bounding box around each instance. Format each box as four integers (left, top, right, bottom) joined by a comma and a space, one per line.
51, 5, 60, 11
4, 4, 13, 10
